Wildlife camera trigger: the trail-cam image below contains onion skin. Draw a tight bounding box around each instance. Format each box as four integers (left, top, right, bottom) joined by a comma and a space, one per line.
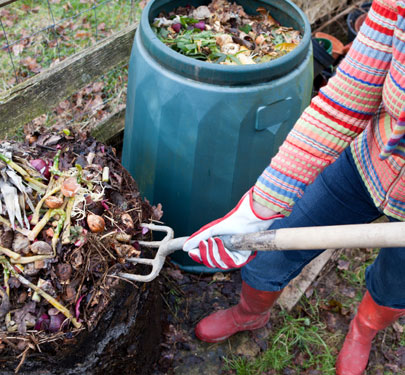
255, 34, 265, 45
75, 295, 85, 320
34, 313, 50, 331
121, 213, 134, 230
45, 196, 64, 209
61, 177, 81, 197
49, 313, 65, 333
194, 21, 205, 31
30, 241, 53, 255
45, 227, 54, 238
87, 214, 105, 233
172, 23, 181, 33
26, 135, 38, 145
30, 159, 51, 179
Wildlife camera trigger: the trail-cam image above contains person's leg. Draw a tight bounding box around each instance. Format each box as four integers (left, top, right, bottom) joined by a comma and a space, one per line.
365, 217, 405, 309
336, 217, 405, 375
196, 148, 382, 342
336, 290, 405, 375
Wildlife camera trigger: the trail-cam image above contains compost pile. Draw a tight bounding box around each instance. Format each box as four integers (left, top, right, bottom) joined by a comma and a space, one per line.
152, 0, 301, 65
0, 128, 162, 370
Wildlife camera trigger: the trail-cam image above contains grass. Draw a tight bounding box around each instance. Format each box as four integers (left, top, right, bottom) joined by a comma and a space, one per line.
339, 252, 375, 287
224, 312, 337, 374
1, 0, 140, 91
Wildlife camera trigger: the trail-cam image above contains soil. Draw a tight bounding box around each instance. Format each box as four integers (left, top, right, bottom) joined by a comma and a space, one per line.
1, 279, 163, 375
152, 248, 405, 375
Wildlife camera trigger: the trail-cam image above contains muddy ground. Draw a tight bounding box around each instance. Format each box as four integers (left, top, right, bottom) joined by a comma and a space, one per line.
152, 248, 405, 375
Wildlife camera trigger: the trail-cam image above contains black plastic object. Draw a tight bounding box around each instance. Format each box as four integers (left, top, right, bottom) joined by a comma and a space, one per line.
347, 2, 371, 42
312, 38, 334, 78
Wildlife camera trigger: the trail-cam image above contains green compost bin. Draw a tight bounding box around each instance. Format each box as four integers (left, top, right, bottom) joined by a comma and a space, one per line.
122, 0, 313, 273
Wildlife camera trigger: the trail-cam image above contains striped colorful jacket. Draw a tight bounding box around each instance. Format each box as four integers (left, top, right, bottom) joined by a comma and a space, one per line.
253, 0, 405, 220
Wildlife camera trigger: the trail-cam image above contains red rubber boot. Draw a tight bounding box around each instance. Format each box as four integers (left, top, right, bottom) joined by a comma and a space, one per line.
336, 291, 405, 375
195, 281, 282, 343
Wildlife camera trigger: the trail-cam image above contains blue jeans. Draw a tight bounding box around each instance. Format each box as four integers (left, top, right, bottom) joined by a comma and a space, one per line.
242, 148, 405, 309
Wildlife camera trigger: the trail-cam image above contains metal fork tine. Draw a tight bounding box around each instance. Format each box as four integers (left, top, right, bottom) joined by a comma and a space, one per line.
118, 222, 187, 283
126, 257, 154, 265
119, 269, 160, 283
140, 223, 174, 238
137, 241, 161, 248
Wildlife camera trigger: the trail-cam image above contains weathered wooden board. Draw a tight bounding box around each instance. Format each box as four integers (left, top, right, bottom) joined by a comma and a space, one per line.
312, 0, 365, 33
91, 106, 126, 145
292, 0, 350, 25
0, 23, 137, 136
0, 0, 18, 8
277, 249, 335, 311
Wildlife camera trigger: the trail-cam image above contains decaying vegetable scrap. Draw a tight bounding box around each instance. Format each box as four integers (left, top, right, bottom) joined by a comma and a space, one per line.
152, 0, 301, 65
0, 128, 162, 370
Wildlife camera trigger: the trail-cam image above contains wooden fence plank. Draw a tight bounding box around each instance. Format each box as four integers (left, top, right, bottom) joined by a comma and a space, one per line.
91, 106, 126, 145
0, 23, 137, 136
0, 0, 18, 8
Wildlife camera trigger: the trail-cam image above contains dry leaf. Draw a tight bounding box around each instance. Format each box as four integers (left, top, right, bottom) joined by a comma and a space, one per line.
212, 272, 230, 282
139, 0, 151, 9
21, 57, 41, 73
92, 82, 104, 92
97, 23, 106, 31
152, 203, 163, 220
341, 287, 356, 298
75, 30, 91, 39
337, 259, 350, 270
12, 44, 24, 57
393, 321, 404, 333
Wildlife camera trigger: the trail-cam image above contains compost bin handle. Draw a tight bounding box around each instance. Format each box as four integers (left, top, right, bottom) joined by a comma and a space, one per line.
255, 97, 295, 132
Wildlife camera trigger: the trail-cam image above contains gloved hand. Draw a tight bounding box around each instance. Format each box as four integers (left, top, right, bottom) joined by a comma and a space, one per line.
182, 188, 284, 270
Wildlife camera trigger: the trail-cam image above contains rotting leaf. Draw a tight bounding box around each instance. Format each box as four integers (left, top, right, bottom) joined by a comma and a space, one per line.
212, 272, 230, 282
337, 259, 350, 271
14, 301, 36, 334
0, 288, 10, 318
152, 203, 164, 221
56, 263, 72, 282
326, 299, 343, 314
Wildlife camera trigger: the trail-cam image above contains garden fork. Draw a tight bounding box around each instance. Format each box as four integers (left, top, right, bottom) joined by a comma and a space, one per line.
118, 221, 405, 282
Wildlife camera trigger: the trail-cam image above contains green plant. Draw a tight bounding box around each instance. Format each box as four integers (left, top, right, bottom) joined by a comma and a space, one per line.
157, 29, 221, 60
268, 314, 334, 371
223, 356, 258, 375
338, 251, 376, 288
224, 312, 336, 375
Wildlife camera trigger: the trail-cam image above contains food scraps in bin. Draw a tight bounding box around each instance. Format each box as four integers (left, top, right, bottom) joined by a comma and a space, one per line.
152, 0, 301, 65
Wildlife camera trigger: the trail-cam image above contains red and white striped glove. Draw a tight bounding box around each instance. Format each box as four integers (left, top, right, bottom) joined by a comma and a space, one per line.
182, 188, 283, 270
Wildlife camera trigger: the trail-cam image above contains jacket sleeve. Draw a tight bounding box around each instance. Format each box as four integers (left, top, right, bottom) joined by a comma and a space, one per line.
253, 0, 398, 215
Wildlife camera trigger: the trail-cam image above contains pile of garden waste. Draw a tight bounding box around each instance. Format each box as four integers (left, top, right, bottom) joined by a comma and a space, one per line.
152, 0, 302, 64
0, 128, 162, 370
